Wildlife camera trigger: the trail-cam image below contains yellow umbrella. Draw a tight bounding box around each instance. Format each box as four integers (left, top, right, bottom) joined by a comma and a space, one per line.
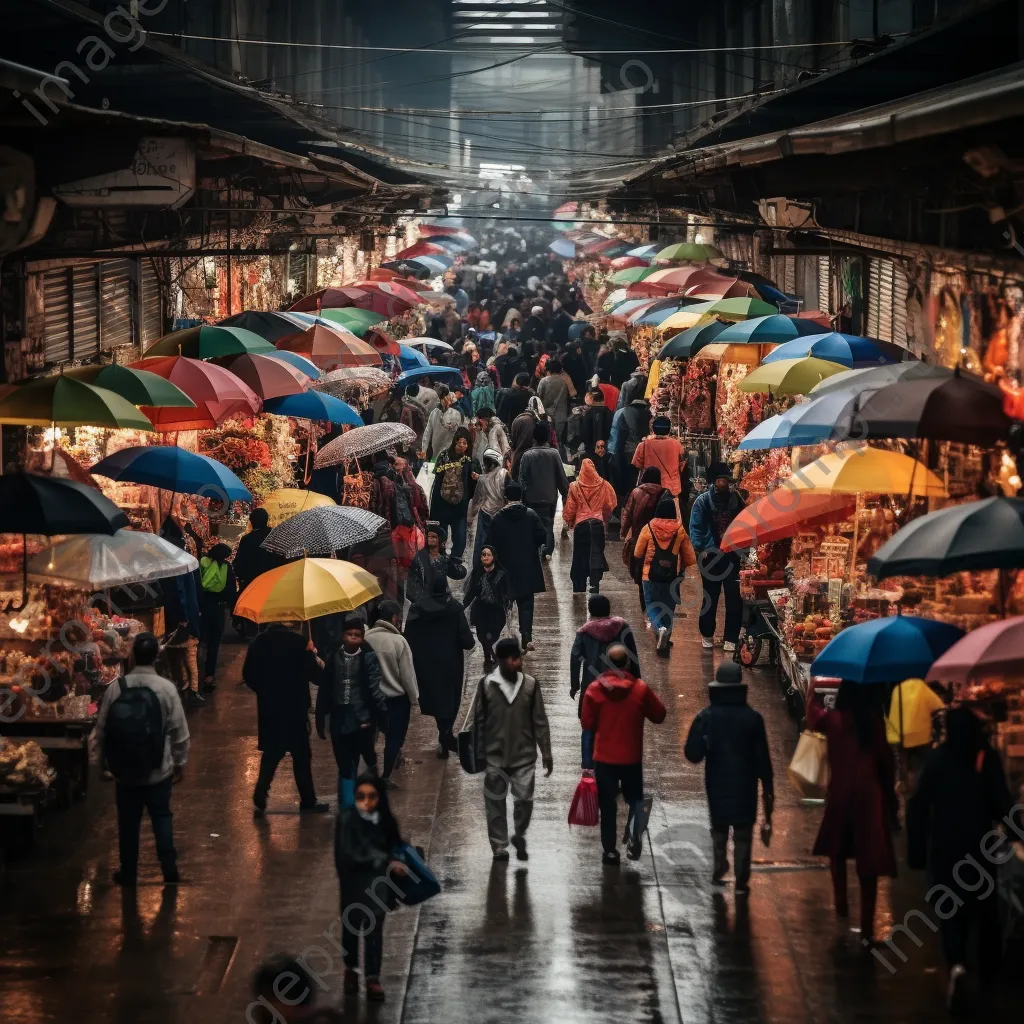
789, 447, 948, 497
693, 342, 767, 366
737, 356, 848, 395
262, 488, 336, 526
234, 556, 382, 623
885, 679, 945, 748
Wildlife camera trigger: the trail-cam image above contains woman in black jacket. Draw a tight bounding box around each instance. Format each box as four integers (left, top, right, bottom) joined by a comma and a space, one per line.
335, 773, 407, 1003
429, 427, 476, 562
463, 544, 509, 671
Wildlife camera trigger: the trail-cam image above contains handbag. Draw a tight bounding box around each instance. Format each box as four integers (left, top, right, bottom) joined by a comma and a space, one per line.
788, 730, 830, 797
342, 460, 371, 509
393, 842, 441, 907
567, 770, 599, 826
456, 679, 486, 775
415, 461, 435, 505
391, 524, 424, 568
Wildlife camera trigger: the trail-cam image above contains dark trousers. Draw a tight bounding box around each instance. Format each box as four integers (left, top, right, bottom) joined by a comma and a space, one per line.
830, 858, 879, 939
254, 735, 317, 808
711, 824, 754, 886
330, 720, 379, 797
526, 500, 556, 555
698, 551, 743, 643
434, 715, 456, 751
472, 510, 493, 566
443, 517, 468, 560
941, 895, 1002, 974
515, 593, 535, 644
340, 888, 385, 977
571, 520, 606, 593
382, 696, 412, 778
115, 776, 176, 880
199, 601, 225, 680
594, 761, 644, 853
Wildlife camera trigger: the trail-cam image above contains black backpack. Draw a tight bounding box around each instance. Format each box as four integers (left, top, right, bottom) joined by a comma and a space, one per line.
103, 677, 165, 781
647, 530, 679, 583
393, 479, 415, 528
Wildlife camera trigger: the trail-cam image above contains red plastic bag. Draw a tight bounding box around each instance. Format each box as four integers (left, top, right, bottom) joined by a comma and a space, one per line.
392, 524, 424, 568
568, 770, 599, 826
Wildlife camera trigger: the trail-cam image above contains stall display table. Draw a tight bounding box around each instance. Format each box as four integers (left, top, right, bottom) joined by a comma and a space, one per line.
0, 718, 94, 807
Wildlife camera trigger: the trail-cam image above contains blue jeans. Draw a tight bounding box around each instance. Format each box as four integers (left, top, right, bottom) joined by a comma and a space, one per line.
115, 776, 176, 881
643, 581, 676, 634
581, 728, 595, 770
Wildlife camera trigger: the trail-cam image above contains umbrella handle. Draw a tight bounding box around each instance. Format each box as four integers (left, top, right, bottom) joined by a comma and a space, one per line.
10, 532, 29, 613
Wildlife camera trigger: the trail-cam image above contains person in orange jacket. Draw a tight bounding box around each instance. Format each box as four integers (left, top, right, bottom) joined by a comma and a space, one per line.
563, 458, 617, 594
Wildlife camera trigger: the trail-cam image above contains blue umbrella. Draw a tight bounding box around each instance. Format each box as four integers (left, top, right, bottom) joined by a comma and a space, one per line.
634, 300, 703, 327
549, 239, 576, 259
261, 350, 322, 379
763, 333, 901, 368
568, 321, 595, 341
810, 615, 964, 684
395, 365, 466, 390
627, 244, 659, 259
91, 446, 251, 502
398, 344, 431, 370
737, 390, 860, 449
262, 391, 362, 425
279, 311, 359, 337
715, 314, 831, 345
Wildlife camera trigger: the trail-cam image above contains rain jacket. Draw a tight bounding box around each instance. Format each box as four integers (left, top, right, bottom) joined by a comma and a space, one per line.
471, 669, 552, 770
536, 373, 570, 432
404, 593, 475, 719
581, 670, 666, 765
632, 518, 697, 581
243, 627, 318, 752
364, 620, 419, 703
632, 435, 685, 497
570, 616, 641, 706
562, 459, 617, 528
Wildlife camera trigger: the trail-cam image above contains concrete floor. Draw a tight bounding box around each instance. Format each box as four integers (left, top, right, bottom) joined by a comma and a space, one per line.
0, 524, 1018, 1023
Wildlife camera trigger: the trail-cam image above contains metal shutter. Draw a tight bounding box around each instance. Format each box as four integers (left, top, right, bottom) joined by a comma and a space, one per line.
891, 268, 909, 349
100, 259, 133, 351
866, 258, 901, 342
866, 258, 882, 339
71, 264, 100, 360
43, 269, 72, 365
140, 258, 164, 343
817, 256, 832, 313
288, 253, 309, 297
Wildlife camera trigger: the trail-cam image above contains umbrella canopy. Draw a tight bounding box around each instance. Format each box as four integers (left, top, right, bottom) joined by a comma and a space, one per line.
789, 447, 948, 498
380, 257, 450, 279
0, 375, 153, 431
278, 311, 361, 338
655, 242, 723, 262
853, 371, 1012, 446
658, 297, 778, 331
314, 422, 418, 467
721, 489, 855, 552
144, 324, 275, 359
395, 241, 446, 260
737, 390, 859, 449
656, 320, 731, 360
28, 530, 198, 589
608, 266, 659, 284
763, 333, 903, 368
353, 279, 426, 308
216, 311, 311, 344
809, 361, 949, 397
811, 615, 964, 684
643, 266, 714, 289
606, 298, 657, 321
91, 445, 252, 502
316, 307, 386, 337
630, 297, 703, 326
715, 314, 831, 345
684, 277, 757, 300
276, 325, 381, 371
0, 473, 129, 535
363, 328, 401, 357
62, 364, 196, 409
288, 287, 372, 313
234, 556, 381, 623
694, 342, 770, 365
394, 365, 465, 391
417, 290, 456, 307
867, 497, 1024, 580
263, 390, 362, 426
627, 244, 660, 258
261, 488, 336, 527
405, 337, 454, 352
625, 279, 679, 299
609, 256, 650, 271
549, 239, 576, 259
262, 505, 387, 557
603, 288, 629, 310
222, 353, 308, 399
737, 356, 849, 395
312, 367, 393, 401
418, 225, 477, 248
928, 617, 1024, 686
130, 355, 260, 430
261, 350, 322, 380
398, 344, 431, 370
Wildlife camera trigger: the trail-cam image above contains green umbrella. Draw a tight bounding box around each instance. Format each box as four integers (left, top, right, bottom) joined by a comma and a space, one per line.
698, 296, 778, 320
318, 307, 386, 337
608, 266, 659, 285
0, 375, 154, 430
656, 319, 730, 360
143, 324, 276, 359
63, 364, 196, 408
655, 242, 724, 262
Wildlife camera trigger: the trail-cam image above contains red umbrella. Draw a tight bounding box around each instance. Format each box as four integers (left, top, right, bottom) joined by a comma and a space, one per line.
130, 355, 260, 431
625, 280, 679, 298
352, 279, 424, 307
394, 241, 446, 260
609, 256, 650, 270
580, 237, 619, 256
684, 276, 756, 300
364, 327, 400, 357
721, 489, 856, 552
645, 266, 707, 289
368, 268, 408, 283
796, 310, 834, 329
289, 287, 371, 313
276, 325, 381, 371
221, 353, 309, 400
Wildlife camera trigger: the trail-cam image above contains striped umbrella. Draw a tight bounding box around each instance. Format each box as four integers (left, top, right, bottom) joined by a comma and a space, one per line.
261, 505, 387, 557
314, 422, 417, 467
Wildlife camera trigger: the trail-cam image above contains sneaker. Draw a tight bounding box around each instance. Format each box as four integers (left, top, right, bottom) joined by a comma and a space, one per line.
656, 626, 670, 656
723, 641, 737, 653
436, 743, 449, 760
947, 964, 968, 1015
492, 847, 510, 861
511, 834, 528, 861
187, 690, 207, 707
626, 836, 643, 861
299, 802, 330, 813
701, 636, 714, 649
366, 977, 385, 1002
343, 969, 359, 995
602, 849, 621, 866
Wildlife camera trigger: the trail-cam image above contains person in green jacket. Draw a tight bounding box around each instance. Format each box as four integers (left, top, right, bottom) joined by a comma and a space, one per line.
198, 542, 236, 692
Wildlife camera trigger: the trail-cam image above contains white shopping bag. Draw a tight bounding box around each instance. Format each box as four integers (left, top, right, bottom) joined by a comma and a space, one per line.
415, 461, 435, 505
788, 730, 830, 798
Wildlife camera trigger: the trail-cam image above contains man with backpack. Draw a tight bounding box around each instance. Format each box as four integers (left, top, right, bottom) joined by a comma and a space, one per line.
608, 397, 651, 505
94, 632, 190, 885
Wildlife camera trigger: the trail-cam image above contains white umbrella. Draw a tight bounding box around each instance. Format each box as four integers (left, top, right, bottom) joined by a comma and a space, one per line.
404, 337, 454, 351
28, 530, 198, 589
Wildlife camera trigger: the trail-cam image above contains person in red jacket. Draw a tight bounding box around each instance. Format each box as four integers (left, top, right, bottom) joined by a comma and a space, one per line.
581, 644, 666, 864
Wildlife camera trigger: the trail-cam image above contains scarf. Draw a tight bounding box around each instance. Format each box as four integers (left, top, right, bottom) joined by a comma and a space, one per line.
486, 666, 523, 705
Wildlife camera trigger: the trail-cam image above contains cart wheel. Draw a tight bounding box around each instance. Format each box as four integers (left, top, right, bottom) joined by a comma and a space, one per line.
739, 636, 762, 667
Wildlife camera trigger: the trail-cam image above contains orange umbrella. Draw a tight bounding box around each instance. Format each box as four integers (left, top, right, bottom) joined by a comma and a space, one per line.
276, 325, 381, 371
221, 353, 309, 399
684, 276, 757, 300
796, 310, 834, 329
368, 268, 407, 283
394, 241, 446, 260
625, 280, 680, 298
721, 489, 856, 552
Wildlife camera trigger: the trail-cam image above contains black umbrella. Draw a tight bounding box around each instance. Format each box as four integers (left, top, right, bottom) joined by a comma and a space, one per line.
216, 310, 305, 343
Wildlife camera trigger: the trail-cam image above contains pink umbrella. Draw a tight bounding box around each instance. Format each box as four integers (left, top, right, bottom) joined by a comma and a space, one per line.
221, 353, 309, 399
927, 616, 1024, 685
609, 256, 650, 270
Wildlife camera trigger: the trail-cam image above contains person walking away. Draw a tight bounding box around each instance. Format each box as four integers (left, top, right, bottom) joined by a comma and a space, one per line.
468, 448, 509, 566
198, 541, 235, 693
429, 427, 476, 562
536, 357, 570, 444
562, 340, 589, 399
520, 305, 549, 345
609, 398, 651, 504
508, 393, 541, 476
689, 462, 746, 652
158, 518, 203, 707
620, 468, 665, 611
495, 344, 528, 390
464, 544, 510, 671
498, 372, 535, 431
907, 706, 1013, 1013
471, 370, 497, 416
95, 632, 189, 885
244, 622, 328, 815
472, 407, 510, 467
806, 679, 897, 943
563, 458, 617, 595
470, 638, 552, 861
233, 507, 276, 597
599, 336, 640, 388
314, 616, 388, 809
407, 521, 467, 604
617, 368, 648, 410
581, 644, 665, 864
581, 388, 613, 461
631, 416, 687, 518
633, 496, 697, 655
684, 662, 774, 894
404, 574, 475, 757
592, 367, 619, 412
519, 420, 569, 558
484, 481, 546, 652
571, 595, 641, 767
364, 601, 419, 789
336, 774, 408, 1002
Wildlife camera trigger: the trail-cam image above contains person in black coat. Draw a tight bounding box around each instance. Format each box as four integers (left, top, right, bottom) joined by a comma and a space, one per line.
404, 574, 475, 758
463, 543, 510, 671
562, 341, 589, 399
233, 508, 277, 594
598, 337, 641, 388
243, 623, 327, 815
407, 522, 468, 604
907, 706, 1013, 1010
483, 481, 546, 652
684, 662, 774, 894
581, 389, 614, 460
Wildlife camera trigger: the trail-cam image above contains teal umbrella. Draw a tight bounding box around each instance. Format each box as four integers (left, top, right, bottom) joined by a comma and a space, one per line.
143, 325, 276, 359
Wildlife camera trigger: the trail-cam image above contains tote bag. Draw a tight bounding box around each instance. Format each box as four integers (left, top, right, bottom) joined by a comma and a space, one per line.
393, 843, 441, 907
788, 730, 830, 798
567, 770, 599, 826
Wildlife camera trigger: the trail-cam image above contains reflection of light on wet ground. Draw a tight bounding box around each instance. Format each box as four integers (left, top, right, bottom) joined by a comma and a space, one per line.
75, 879, 92, 916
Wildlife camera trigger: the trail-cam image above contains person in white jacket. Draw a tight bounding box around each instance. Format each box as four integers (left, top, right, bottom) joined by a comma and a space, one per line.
472, 408, 511, 466
421, 391, 469, 461
364, 600, 419, 787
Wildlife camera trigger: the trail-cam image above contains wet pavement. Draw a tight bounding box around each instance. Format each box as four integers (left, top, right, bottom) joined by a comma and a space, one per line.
1, 523, 1020, 1022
